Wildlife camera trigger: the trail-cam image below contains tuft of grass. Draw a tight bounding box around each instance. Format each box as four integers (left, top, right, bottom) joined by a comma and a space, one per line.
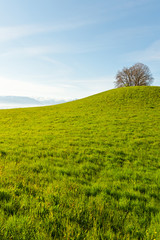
0, 86, 160, 239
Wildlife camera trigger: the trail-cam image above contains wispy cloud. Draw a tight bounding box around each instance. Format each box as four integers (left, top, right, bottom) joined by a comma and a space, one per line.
1, 25, 155, 59
41, 56, 74, 77
122, 0, 153, 9
97, 25, 160, 48
0, 1, 151, 43
0, 43, 103, 58
126, 40, 160, 62
0, 25, 45, 42
0, 45, 68, 57
0, 18, 98, 43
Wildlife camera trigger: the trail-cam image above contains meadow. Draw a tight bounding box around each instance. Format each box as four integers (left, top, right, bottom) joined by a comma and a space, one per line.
0, 86, 160, 239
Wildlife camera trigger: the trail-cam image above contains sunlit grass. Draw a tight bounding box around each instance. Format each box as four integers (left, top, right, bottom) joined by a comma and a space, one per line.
0, 86, 160, 239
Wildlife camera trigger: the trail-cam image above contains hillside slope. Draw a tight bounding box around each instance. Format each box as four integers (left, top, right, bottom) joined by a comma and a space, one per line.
0, 86, 160, 239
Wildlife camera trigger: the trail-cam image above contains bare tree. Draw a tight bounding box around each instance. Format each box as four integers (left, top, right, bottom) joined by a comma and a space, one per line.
115, 63, 154, 88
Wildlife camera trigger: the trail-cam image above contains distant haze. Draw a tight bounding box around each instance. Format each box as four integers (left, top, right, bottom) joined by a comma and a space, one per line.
0, 96, 66, 109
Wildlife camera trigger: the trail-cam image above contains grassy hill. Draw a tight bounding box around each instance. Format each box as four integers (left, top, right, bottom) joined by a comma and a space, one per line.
0, 86, 160, 239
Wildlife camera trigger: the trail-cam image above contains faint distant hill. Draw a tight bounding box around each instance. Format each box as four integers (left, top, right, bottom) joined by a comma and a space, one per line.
40, 99, 66, 105
0, 96, 66, 109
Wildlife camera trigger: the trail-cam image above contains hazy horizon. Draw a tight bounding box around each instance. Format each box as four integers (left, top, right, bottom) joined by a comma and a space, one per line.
0, 95, 66, 109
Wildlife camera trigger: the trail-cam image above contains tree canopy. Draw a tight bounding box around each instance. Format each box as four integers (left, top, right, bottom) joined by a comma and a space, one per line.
115, 63, 154, 88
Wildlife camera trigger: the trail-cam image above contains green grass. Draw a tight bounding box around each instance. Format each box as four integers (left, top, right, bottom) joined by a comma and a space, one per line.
0, 86, 160, 239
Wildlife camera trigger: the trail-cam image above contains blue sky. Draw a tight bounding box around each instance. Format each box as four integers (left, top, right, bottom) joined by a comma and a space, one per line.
0, 0, 160, 100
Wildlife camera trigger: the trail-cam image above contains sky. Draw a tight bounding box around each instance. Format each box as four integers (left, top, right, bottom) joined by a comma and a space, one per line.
0, 0, 160, 101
